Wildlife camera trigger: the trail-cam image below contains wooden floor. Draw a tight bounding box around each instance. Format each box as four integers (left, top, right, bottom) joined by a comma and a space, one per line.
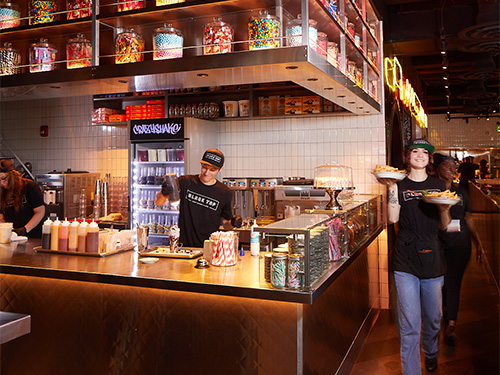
350, 252, 500, 375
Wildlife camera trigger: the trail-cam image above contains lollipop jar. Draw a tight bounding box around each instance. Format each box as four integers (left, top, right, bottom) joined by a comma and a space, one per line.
203, 16, 233, 55
66, 0, 91, 19
153, 23, 183, 60
30, 38, 57, 73
248, 10, 280, 50
66, 33, 92, 69
117, 0, 144, 12
115, 28, 144, 64
285, 14, 317, 48
0, 42, 20, 75
0, 2, 20, 29
29, 0, 57, 24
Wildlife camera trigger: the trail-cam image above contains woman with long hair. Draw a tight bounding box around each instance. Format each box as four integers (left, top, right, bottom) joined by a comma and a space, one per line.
0, 159, 45, 238
376, 139, 451, 374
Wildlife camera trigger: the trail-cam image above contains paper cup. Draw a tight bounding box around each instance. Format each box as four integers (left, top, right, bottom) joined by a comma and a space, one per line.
238, 100, 250, 117
223, 101, 238, 117
0, 223, 13, 243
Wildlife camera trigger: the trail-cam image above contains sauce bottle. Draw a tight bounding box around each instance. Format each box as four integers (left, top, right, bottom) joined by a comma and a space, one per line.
41, 218, 52, 249
50, 218, 60, 250
250, 219, 260, 256
86, 220, 99, 253
77, 221, 88, 252
68, 219, 79, 251
59, 218, 69, 251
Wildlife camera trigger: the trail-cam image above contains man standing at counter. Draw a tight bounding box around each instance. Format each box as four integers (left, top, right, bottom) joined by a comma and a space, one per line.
156, 149, 241, 248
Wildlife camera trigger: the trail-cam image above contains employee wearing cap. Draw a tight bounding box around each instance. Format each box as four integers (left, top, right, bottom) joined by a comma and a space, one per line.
0, 159, 45, 238
156, 149, 241, 248
375, 138, 451, 374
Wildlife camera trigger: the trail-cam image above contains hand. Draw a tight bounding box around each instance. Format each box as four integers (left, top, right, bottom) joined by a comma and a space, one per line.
161, 183, 174, 197
14, 226, 27, 236
230, 215, 243, 228
376, 177, 398, 187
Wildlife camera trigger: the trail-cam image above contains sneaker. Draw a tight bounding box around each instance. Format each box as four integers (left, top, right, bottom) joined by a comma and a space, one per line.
425, 357, 438, 372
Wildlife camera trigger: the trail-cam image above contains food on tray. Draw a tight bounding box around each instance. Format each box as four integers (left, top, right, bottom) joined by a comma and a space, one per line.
423, 189, 458, 199
99, 212, 123, 222
373, 165, 406, 174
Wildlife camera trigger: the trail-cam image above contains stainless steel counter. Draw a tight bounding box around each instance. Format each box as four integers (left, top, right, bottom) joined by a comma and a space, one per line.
0, 312, 31, 345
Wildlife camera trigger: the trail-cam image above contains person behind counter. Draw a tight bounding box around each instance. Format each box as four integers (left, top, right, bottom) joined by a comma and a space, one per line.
0, 159, 45, 238
433, 154, 484, 345
457, 156, 478, 191
155, 149, 242, 248
376, 139, 451, 374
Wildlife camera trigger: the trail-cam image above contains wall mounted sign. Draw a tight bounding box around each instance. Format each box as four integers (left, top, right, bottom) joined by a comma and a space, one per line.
385, 56, 428, 129
130, 118, 185, 141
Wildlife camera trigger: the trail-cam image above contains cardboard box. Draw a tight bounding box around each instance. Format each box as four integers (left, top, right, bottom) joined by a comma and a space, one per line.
302, 95, 320, 106
302, 104, 321, 114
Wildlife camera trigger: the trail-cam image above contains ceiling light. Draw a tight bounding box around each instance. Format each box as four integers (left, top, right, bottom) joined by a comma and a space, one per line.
486, 116, 490, 121
443, 76, 448, 80
465, 118, 469, 124
118, 80, 129, 84
443, 66, 447, 69
324, 87, 334, 90
307, 78, 318, 81
441, 50, 446, 55
49, 85, 61, 89
197, 73, 209, 77
336, 94, 345, 97
348, 101, 355, 104
286, 66, 298, 70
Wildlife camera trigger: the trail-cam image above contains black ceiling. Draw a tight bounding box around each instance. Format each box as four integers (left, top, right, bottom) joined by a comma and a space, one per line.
379, 0, 500, 116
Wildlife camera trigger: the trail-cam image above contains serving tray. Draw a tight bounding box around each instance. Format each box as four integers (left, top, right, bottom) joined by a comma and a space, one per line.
139, 247, 203, 259
34, 245, 135, 257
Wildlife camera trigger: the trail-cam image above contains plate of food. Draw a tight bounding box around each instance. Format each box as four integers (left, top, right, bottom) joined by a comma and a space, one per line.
422, 190, 460, 205
139, 257, 159, 264
372, 165, 407, 180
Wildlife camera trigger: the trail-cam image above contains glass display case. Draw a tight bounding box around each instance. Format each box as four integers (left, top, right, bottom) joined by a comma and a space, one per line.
255, 194, 381, 291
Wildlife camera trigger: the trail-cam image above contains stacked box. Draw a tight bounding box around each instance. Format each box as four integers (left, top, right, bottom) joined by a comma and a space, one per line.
147, 104, 165, 119
109, 114, 127, 122
126, 104, 147, 120
258, 96, 273, 116
285, 96, 302, 115
302, 95, 321, 114
92, 108, 123, 124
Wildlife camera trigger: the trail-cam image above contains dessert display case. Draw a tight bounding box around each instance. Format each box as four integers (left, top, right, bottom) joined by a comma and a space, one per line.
255, 194, 381, 290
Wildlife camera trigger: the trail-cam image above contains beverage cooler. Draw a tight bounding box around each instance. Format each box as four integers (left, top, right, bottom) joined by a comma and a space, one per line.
129, 117, 217, 246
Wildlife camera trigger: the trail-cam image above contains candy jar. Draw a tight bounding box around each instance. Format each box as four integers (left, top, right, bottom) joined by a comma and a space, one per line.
317, 31, 327, 58
66, 0, 91, 19
115, 27, 144, 64
285, 14, 317, 48
0, 2, 21, 29
153, 23, 183, 60
248, 10, 280, 50
117, 0, 144, 12
203, 16, 233, 55
0, 42, 20, 75
30, 38, 57, 73
66, 33, 92, 69
327, 41, 338, 67
29, 0, 57, 24
347, 22, 355, 38
156, 0, 184, 6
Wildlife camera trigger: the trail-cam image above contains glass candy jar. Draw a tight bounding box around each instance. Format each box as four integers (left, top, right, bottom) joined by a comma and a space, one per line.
203, 16, 233, 55
248, 10, 280, 50
66, 0, 91, 19
115, 28, 144, 64
0, 42, 20, 75
0, 2, 21, 29
29, 0, 57, 24
285, 14, 317, 48
317, 31, 327, 58
66, 33, 92, 69
156, 0, 184, 6
30, 38, 57, 72
153, 23, 183, 60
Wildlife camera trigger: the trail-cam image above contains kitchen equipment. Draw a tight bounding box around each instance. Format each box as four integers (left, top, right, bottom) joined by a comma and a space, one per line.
250, 177, 282, 223
275, 185, 330, 220
36, 171, 99, 220
222, 178, 254, 223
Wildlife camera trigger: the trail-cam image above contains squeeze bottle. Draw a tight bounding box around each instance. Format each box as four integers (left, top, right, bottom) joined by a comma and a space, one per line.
50, 218, 61, 250
68, 219, 79, 251
250, 219, 260, 256
41, 218, 52, 249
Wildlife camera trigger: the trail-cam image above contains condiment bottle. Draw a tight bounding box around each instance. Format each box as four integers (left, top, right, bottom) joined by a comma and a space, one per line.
77, 221, 88, 252
68, 219, 79, 251
59, 218, 69, 251
86, 220, 99, 253
41, 218, 52, 249
250, 219, 260, 256
50, 218, 60, 250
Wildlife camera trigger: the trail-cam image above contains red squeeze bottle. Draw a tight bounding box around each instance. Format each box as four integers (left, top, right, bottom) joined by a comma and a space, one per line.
58, 218, 69, 251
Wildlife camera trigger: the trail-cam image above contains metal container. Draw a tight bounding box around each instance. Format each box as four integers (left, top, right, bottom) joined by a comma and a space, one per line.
66, 33, 92, 69
0, 42, 20, 75
153, 23, 183, 60
29, 38, 57, 73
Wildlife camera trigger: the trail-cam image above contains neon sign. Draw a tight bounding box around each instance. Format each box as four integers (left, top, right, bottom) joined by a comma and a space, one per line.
385, 56, 428, 128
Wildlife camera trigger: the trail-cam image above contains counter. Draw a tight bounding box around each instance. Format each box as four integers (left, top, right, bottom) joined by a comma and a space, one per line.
1, 225, 382, 375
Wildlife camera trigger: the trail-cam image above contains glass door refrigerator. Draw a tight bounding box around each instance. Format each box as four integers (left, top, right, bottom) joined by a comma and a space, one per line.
129, 117, 217, 246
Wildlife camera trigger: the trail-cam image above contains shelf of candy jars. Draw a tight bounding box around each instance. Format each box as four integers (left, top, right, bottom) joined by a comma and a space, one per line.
254, 194, 381, 291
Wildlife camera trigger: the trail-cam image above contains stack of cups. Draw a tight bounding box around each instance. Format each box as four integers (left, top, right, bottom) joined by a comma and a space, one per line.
0, 222, 13, 243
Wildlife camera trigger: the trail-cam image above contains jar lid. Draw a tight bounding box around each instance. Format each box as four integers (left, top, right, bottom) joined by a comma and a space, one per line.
67, 33, 90, 43
287, 14, 317, 27
31, 38, 56, 49
250, 9, 278, 21
1, 42, 19, 52
205, 16, 232, 28
154, 23, 181, 34
0, 2, 20, 8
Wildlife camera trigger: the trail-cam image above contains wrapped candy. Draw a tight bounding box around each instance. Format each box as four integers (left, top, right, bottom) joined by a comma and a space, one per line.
66, 33, 92, 69
115, 28, 144, 64
203, 17, 233, 55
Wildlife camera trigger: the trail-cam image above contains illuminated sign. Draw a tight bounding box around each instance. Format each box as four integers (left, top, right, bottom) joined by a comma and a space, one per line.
385, 57, 428, 129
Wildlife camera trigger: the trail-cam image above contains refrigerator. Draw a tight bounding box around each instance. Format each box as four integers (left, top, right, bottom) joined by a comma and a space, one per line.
129, 117, 218, 246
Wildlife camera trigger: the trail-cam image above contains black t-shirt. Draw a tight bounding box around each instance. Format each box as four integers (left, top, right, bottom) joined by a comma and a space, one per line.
458, 162, 478, 185
393, 176, 446, 278
438, 183, 471, 249
1, 180, 45, 238
177, 175, 232, 248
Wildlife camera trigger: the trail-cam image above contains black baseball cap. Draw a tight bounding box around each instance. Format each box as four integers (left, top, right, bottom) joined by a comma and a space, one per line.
200, 149, 224, 169
408, 138, 435, 154
433, 153, 455, 171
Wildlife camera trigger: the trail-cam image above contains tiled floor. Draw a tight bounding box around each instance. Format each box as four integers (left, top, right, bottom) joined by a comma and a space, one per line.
350, 253, 500, 375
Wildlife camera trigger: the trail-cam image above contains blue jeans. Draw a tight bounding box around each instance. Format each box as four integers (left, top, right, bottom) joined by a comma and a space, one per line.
394, 271, 444, 375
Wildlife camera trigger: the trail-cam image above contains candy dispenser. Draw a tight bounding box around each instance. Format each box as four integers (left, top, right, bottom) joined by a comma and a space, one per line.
66, 0, 91, 19
66, 33, 92, 69
0, 2, 21, 29
285, 14, 317, 48
29, 0, 57, 24
30, 38, 57, 73
117, 0, 144, 12
203, 16, 233, 55
115, 27, 144, 64
248, 10, 280, 50
153, 23, 183, 60
0, 42, 20, 76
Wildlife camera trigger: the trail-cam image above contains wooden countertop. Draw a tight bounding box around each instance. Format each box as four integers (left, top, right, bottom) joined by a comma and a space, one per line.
0, 226, 381, 304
